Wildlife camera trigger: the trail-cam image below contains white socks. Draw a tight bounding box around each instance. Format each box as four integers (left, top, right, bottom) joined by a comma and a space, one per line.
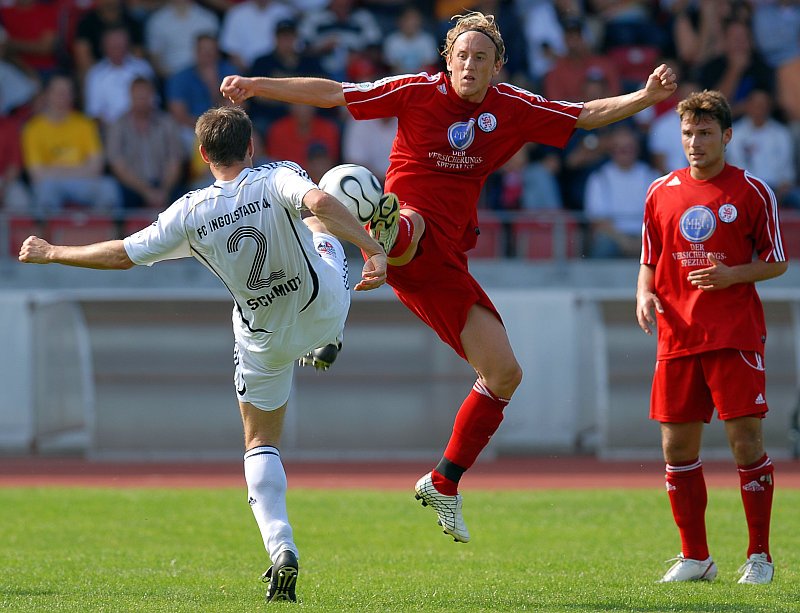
243, 446, 298, 562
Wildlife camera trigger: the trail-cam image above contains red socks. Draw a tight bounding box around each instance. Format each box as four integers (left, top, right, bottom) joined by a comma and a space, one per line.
431, 381, 508, 495
738, 454, 774, 560
665, 458, 710, 561
387, 214, 413, 258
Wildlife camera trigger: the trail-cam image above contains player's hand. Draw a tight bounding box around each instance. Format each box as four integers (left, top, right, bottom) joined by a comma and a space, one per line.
18, 235, 54, 264
636, 290, 663, 335
644, 64, 678, 103
687, 254, 734, 290
220, 75, 256, 104
355, 252, 387, 291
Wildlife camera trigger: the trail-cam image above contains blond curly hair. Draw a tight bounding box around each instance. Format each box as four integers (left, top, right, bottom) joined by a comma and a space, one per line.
441, 11, 506, 65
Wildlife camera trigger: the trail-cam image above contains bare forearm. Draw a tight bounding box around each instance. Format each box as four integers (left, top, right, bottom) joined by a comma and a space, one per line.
19, 238, 134, 269
729, 260, 788, 285
576, 89, 652, 130
304, 190, 383, 257
636, 263, 656, 298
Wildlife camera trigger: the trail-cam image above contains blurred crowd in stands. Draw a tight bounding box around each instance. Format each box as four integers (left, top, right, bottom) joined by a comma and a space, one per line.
2, 0, 800, 258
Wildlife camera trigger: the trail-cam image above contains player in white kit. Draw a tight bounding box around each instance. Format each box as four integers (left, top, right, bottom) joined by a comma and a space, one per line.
18, 105, 387, 603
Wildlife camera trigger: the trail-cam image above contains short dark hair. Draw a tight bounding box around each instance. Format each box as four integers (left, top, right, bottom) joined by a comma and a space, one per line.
195, 106, 252, 167
676, 89, 732, 131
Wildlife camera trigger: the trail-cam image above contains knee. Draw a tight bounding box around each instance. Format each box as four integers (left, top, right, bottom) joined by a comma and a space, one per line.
729, 437, 764, 466
484, 361, 522, 399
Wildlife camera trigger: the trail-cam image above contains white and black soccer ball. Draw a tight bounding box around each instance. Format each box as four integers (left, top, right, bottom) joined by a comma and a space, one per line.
318, 163, 382, 224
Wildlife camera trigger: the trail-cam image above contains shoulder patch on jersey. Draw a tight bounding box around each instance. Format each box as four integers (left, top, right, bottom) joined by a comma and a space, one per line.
718, 203, 738, 223
477, 112, 497, 132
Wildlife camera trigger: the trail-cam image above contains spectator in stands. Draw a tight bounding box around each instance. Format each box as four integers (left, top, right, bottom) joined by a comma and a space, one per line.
544, 18, 621, 102
106, 77, 185, 210
305, 141, 335, 184
145, 0, 219, 79
248, 19, 325, 134
0, 103, 32, 212
22, 74, 121, 215
697, 18, 773, 119
72, 0, 145, 83
218, 0, 294, 73
264, 103, 340, 170
667, 0, 730, 72
167, 33, 237, 151
726, 88, 799, 209
0, 26, 39, 116
382, 6, 439, 75
751, 0, 800, 123
341, 115, 396, 182
0, 0, 59, 78
590, 0, 665, 51
84, 27, 155, 127
559, 71, 615, 211
520, 0, 568, 86
484, 143, 563, 211
298, 0, 382, 81
584, 123, 658, 258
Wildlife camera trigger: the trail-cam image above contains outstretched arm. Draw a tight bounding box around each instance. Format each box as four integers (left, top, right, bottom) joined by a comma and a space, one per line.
302, 189, 387, 291
18, 236, 135, 270
576, 64, 678, 130
220, 75, 346, 108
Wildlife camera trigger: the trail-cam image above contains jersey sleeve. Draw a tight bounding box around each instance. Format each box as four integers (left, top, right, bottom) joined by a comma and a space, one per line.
497, 83, 583, 149
746, 173, 788, 263
640, 181, 662, 265
343, 72, 437, 120
263, 161, 318, 216
123, 198, 192, 266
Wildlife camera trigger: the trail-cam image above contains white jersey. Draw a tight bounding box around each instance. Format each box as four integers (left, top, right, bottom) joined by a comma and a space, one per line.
124, 161, 350, 367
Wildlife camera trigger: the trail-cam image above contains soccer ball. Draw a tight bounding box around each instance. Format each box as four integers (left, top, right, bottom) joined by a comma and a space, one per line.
318, 164, 382, 224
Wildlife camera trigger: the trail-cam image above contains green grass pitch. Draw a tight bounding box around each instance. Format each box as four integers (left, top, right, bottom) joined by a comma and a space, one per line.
1, 487, 799, 612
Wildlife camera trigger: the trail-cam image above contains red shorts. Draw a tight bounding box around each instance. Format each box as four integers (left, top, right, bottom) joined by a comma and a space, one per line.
385, 214, 500, 360
650, 348, 769, 423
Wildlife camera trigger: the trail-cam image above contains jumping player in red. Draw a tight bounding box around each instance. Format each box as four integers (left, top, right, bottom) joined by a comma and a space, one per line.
637, 90, 787, 583
223, 11, 677, 543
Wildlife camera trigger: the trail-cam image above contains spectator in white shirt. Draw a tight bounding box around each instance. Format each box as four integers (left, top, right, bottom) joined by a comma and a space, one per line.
382, 6, 438, 75
84, 27, 155, 126
218, 0, 294, 72
145, 0, 219, 79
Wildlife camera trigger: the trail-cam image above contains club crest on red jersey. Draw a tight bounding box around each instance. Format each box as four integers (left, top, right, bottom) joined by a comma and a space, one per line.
718, 203, 738, 223
477, 112, 497, 132
447, 118, 476, 150
679, 205, 716, 242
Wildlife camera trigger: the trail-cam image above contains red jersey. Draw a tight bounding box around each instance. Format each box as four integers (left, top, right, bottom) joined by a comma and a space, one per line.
641, 164, 786, 359
343, 72, 582, 251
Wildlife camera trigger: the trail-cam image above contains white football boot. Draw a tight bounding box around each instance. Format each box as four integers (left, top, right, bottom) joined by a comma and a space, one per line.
659, 554, 718, 582
414, 472, 470, 543
737, 553, 774, 584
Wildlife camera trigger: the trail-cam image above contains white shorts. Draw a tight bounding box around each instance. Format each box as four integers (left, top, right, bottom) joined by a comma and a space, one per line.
234, 232, 349, 411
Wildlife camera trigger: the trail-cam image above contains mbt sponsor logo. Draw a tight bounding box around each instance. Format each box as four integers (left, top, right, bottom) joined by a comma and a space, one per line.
447, 118, 476, 150
679, 205, 716, 242
477, 112, 497, 132
718, 203, 737, 223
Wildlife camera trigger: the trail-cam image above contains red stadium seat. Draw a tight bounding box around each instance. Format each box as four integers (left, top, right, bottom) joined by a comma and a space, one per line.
512, 211, 582, 260
121, 213, 159, 238
471, 211, 505, 258
6, 215, 43, 256
46, 214, 118, 246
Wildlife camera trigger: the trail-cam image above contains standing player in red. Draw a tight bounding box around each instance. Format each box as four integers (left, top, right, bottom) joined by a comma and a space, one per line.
222, 11, 677, 543
637, 90, 787, 584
